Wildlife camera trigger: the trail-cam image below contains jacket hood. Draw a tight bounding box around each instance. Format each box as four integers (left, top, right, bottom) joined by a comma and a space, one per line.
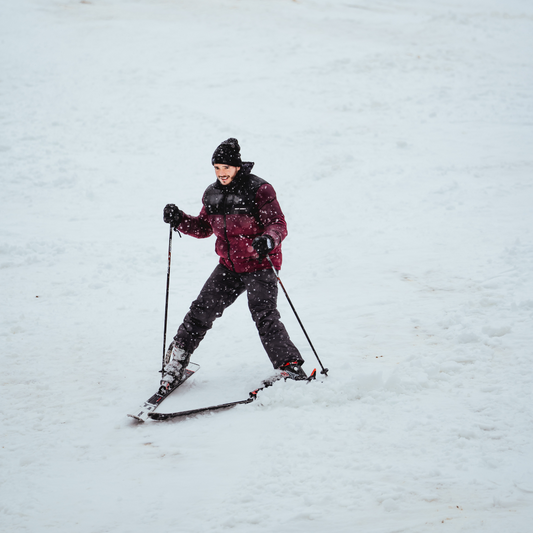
240, 161, 254, 175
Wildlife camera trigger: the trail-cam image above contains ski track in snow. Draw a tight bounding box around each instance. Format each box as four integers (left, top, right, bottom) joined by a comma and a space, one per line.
1, 0, 532, 531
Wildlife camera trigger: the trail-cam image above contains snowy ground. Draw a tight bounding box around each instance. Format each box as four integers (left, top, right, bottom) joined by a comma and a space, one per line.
1, 0, 533, 531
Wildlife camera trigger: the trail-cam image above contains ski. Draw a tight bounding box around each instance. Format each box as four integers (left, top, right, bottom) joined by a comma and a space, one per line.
127, 362, 200, 423
149, 394, 256, 420
149, 368, 317, 421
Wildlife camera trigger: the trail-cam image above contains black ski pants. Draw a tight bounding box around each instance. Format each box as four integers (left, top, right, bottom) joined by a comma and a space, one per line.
174, 264, 303, 369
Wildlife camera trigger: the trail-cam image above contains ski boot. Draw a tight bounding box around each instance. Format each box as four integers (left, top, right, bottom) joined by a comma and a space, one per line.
278, 360, 308, 381
160, 342, 191, 394
263, 360, 309, 387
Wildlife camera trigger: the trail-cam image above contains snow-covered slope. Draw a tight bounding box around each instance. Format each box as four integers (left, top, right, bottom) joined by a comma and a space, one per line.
1, 0, 532, 531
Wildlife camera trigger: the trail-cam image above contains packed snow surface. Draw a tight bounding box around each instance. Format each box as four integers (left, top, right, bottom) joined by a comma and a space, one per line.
1, 0, 533, 531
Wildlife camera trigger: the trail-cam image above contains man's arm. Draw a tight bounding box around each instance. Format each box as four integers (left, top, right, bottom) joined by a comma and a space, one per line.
254, 183, 288, 248
178, 205, 213, 239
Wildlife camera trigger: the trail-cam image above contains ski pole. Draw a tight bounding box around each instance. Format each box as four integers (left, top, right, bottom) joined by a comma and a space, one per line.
266, 256, 328, 376
161, 225, 173, 374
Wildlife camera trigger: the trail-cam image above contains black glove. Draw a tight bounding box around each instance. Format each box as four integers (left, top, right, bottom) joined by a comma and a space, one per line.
252, 235, 274, 260
163, 204, 183, 227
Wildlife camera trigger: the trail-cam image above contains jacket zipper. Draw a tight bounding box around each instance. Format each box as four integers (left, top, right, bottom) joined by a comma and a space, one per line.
222, 190, 236, 271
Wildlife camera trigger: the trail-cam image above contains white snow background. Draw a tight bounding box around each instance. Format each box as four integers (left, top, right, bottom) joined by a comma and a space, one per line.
1, 0, 532, 531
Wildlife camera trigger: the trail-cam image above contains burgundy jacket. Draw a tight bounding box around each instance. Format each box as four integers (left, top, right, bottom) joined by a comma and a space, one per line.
177, 162, 287, 273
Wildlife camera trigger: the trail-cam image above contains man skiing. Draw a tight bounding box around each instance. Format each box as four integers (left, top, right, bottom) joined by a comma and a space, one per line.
161, 138, 306, 392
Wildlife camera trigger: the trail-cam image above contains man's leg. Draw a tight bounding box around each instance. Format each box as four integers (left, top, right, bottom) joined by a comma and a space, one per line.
243, 269, 303, 369
174, 264, 245, 354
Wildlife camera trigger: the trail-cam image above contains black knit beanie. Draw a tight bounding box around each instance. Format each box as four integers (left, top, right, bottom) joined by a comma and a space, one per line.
211, 138, 242, 167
